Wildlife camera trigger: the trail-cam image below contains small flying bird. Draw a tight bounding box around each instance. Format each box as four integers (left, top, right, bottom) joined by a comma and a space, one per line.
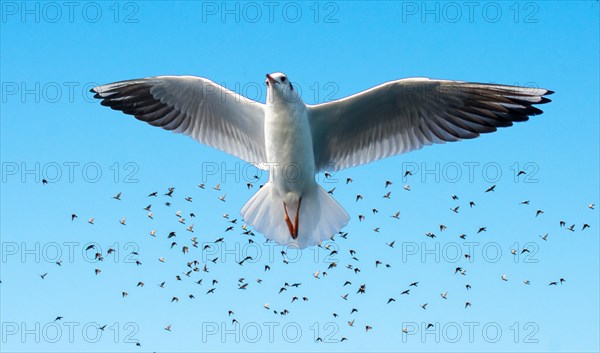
539, 233, 548, 241
356, 194, 363, 202
218, 194, 226, 202
485, 185, 496, 192
441, 291, 448, 299
385, 180, 393, 188
451, 206, 459, 213
386, 240, 395, 248
165, 325, 171, 331
148, 191, 157, 197
391, 211, 400, 219
588, 203, 594, 210
421, 303, 428, 310
477, 227, 487, 234
346, 178, 353, 184
523, 280, 530, 285
71, 214, 77, 221
113, 192, 122, 200
387, 298, 396, 304
403, 185, 411, 191
383, 191, 391, 199
520, 200, 530, 205
465, 301, 472, 308
119, 217, 126, 226
582, 223, 590, 230
535, 209, 544, 217
469, 201, 475, 207
501, 274, 507, 281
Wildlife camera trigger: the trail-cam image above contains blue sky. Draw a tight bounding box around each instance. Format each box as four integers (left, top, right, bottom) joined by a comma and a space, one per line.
1, 1, 599, 352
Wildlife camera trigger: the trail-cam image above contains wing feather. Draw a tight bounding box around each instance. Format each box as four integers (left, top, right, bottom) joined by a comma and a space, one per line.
308, 78, 553, 171
91, 76, 266, 167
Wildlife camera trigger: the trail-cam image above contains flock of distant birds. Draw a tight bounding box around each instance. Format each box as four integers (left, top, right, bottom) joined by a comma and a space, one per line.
21, 173, 596, 347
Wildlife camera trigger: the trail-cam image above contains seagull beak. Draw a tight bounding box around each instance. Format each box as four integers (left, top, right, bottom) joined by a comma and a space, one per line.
266, 74, 276, 85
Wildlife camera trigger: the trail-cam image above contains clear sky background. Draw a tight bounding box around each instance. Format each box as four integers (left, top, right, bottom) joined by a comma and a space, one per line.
1, 1, 599, 352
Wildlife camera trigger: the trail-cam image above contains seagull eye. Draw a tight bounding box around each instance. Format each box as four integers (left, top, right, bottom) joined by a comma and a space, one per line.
281, 76, 286, 82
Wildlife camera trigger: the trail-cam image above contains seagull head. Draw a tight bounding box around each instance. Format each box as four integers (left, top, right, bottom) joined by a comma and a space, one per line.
265, 72, 301, 105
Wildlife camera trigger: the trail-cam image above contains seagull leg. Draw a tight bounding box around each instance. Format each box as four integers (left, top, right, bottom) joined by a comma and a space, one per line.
292, 198, 302, 239
283, 202, 295, 237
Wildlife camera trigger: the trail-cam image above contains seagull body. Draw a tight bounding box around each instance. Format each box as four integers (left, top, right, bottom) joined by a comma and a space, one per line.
92, 73, 552, 248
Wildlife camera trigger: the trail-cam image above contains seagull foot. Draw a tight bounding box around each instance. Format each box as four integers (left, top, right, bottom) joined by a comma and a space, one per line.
283, 199, 301, 239
292, 198, 302, 240
283, 202, 295, 238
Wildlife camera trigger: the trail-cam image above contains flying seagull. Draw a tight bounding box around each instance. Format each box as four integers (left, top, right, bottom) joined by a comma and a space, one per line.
91, 73, 552, 248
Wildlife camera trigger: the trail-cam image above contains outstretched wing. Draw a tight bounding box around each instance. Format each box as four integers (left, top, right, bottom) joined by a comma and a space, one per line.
308, 78, 553, 171
92, 76, 267, 167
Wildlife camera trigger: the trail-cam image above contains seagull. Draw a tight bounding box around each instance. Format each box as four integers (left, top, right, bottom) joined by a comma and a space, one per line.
92, 73, 552, 248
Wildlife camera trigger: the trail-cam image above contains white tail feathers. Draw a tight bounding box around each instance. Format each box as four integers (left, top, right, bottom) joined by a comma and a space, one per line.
241, 183, 349, 249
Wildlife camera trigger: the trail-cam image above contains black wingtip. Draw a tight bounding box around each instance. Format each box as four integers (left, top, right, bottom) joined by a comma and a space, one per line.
545, 89, 555, 95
